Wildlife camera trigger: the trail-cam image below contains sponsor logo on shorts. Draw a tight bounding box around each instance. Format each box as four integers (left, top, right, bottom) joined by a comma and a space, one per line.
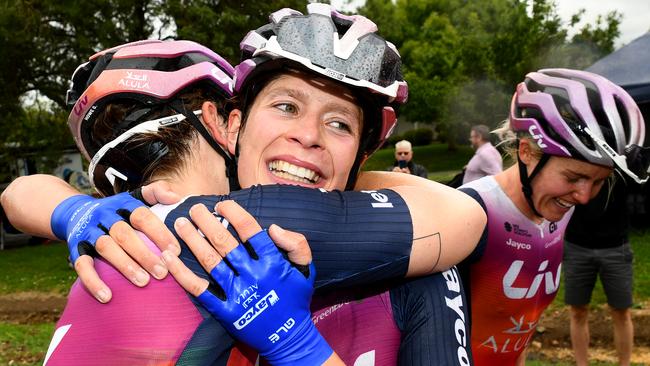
443, 267, 471, 366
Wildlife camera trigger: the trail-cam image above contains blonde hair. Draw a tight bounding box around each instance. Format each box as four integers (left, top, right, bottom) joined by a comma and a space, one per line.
494, 119, 543, 164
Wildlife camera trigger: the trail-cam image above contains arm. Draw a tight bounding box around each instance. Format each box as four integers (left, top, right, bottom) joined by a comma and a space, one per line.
1, 174, 78, 238
356, 171, 486, 277
1, 174, 180, 303
165, 200, 339, 366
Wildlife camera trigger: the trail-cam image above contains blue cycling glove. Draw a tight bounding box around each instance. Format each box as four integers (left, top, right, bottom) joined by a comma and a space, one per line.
196, 230, 333, 366
51, 192, 145, 263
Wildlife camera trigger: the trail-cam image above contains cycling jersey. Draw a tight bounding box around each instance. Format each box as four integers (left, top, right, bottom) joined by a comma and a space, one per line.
459, 177, 571, 365
45, 184, 471, 365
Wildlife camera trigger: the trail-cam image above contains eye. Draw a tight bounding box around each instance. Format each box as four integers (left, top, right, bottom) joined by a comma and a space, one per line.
327, 120, 352, 133
275, 102, 298, 114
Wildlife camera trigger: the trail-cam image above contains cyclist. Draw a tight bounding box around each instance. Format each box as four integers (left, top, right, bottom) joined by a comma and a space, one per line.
458, 68, 649, 365
2, 5, 484, 366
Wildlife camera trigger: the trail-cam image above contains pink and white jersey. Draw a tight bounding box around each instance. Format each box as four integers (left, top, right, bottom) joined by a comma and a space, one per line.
460, 176, 572, 366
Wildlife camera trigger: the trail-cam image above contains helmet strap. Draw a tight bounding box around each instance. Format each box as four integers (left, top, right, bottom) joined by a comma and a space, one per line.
517, 151, 550, 219
168, 99, 240, 191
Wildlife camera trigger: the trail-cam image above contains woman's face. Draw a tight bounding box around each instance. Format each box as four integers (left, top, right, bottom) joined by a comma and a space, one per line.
528, 155, 612, 222
229, 72, 363, 191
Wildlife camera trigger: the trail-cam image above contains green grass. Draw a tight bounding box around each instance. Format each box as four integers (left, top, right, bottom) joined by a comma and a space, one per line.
0, 322, 55, 366
0, 242, 75, 295
363, 143, 474, 174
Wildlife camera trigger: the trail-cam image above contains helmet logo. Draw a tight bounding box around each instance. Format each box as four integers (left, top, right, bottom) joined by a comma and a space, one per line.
528, 125, 548, 149
73, 95, 89, 116
118, 72, 150, 90
211, 67, 233, 93
324, 68, 345, 81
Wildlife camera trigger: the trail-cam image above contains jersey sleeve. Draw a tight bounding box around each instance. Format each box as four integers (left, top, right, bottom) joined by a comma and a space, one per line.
164, 184, 413, 290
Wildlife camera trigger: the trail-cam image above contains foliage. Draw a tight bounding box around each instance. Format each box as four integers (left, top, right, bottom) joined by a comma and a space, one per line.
165, 0, 308, 65
362, 142, 474, 173
387, 128, 434, 147
0, 0, 622, 175
358, 0, 621, 147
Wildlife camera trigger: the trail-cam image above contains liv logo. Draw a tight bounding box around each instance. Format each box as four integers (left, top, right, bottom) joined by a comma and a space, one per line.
73, 95, 88, 116
529, 125, 548, 148
503, 260, 561, 299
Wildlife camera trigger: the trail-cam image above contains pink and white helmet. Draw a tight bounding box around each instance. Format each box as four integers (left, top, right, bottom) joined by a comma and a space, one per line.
66, 40, 236, 195
67, 39, 234, 162
233, 3, 408, 184
511, 68, 648, 183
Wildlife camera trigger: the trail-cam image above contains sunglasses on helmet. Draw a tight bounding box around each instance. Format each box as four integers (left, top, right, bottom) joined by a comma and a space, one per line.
583, 126, 650, 184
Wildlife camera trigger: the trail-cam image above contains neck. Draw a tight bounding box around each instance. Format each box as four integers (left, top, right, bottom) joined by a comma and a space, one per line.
149, 139, 230, 198
494, 165, 543, 223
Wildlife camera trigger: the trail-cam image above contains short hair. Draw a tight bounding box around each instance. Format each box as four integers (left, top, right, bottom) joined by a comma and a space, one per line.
471, 124, 491, 142
395, 140, 412, 150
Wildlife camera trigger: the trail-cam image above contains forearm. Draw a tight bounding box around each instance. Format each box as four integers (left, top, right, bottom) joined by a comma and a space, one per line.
0, 174, 82, 238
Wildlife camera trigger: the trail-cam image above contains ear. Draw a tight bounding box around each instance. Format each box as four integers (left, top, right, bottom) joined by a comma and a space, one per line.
518, 138, 535, 165
226, 109, 242, 156
201, 101, 228, 147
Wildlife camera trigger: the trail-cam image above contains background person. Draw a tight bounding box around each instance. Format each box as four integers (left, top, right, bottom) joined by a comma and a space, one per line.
564, 177, 635, 366
389, 139, 428, 178
462, 124, 502, 184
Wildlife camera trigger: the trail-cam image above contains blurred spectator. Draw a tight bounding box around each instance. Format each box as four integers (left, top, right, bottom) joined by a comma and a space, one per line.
462, 124, 502, 184
564, 177, 634, 366
388, 140, 428, 178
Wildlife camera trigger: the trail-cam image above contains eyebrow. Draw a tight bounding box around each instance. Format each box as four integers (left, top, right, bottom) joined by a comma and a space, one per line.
266, 86, 361, 121
564, 170, 599, 180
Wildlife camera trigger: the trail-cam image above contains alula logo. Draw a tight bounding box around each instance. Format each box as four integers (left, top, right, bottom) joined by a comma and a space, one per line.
503, 260, 561, 299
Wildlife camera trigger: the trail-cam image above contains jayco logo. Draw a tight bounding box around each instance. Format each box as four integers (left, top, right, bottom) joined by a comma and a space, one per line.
506, 238, 531, 250
234, 290, 279, 330
503, 260, 561, 299
529, 125, 548, 148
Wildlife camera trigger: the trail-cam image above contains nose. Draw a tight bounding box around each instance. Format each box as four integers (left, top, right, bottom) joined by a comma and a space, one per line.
286, 113, 324, 149
572, 182, 593, 205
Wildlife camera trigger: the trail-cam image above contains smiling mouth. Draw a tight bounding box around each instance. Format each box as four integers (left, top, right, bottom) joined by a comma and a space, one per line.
555, 198, 574, 209
268, 160, 321, 184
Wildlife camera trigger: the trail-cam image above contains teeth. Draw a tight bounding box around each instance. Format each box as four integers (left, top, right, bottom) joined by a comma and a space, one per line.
268, 160, 320, 184
555, 198, 573, 208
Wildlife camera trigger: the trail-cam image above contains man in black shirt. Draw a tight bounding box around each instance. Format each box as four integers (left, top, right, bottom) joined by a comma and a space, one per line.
563, 177, 634, 366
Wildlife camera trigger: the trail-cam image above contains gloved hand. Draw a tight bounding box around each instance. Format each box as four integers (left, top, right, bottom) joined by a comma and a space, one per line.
51, 192, 145, 263
196, 229, 332, 366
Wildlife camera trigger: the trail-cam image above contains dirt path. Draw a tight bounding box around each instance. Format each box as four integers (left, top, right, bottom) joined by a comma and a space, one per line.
530, 302, 650, 364
1, 293, 649, 363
